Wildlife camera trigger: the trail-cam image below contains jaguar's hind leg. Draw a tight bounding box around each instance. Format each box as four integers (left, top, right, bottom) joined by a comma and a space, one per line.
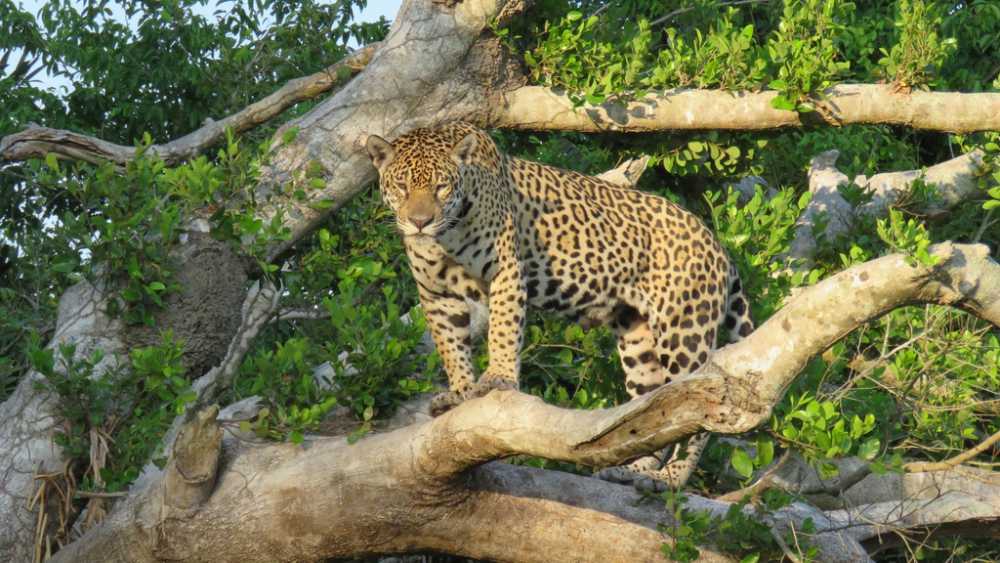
594, 305, 703, 490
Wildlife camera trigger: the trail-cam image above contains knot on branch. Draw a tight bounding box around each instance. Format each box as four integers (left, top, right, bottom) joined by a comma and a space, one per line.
572, 366, 771, 468
924, 243, 984, 296
696, 366, 771, 435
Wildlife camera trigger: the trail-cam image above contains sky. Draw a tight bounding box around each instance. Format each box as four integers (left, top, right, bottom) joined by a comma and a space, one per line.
11, 0, 403, 92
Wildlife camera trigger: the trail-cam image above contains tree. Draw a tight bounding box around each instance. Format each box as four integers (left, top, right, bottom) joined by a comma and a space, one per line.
1, 0, 999, 561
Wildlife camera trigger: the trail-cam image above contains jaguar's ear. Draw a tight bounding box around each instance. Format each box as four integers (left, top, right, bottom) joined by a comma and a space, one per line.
365, 134, 395, 170
451, 132, 478, 166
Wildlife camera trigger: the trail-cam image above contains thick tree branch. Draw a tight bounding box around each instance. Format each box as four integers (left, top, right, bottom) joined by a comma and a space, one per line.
0, 43, 379, 166
255, 0, 530, 260
492, 85, 1000, 133
0, 233, 247, 561
0, 279, 126, 562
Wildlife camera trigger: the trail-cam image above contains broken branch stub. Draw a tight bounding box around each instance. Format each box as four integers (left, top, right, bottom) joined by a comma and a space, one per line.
161, 405, 223, 512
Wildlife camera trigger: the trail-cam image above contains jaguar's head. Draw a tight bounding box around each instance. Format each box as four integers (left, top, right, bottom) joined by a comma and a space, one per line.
364, 123, 486, 238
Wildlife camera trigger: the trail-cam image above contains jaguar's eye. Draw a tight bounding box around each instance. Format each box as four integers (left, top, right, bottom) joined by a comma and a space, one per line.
380, 186, 401, 207
436, 183, 452, 198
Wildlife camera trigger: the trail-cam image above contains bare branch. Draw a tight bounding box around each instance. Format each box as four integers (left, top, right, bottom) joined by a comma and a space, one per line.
0, 43, 379, 166
493, 85, 1000, 134
830, 466, 1000, 545
903, 427, 1000, 472
594, 155, 650, 187
189, 280, 281, 409
270, 307, 330, 323
649, 0, 770, 27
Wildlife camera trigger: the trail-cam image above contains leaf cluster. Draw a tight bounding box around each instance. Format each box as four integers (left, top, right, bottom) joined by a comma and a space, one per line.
27, 331, 192, 492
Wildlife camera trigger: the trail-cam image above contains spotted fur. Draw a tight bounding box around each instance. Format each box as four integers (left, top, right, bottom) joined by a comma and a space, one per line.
365, 122, 754, 486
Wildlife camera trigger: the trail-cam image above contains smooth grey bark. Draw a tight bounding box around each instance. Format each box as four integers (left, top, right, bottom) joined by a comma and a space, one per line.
0, 280, 124, 562
492, 85, 1000, 133
789, 149, 987, 264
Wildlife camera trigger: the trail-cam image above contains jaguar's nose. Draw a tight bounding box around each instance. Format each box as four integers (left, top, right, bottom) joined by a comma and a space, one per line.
410, 214, 433, 229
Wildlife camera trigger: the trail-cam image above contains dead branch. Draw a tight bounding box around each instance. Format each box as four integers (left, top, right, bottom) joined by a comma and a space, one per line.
829, 465, 1000, 546
0, 43, 379, 166
594, 155, 650, 187
492, 85, 1000, 133
903, 427, 1000, 472
789, 149, 987, 263
270, 307, 330, 323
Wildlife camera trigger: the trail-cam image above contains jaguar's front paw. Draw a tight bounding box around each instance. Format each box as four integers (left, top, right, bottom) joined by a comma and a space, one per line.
477, 369, 518, 394
429, 390, 467, 417
458, 374, 518, 403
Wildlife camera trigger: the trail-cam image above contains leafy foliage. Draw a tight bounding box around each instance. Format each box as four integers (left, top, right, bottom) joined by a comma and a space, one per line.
878, 0, 957, 89
28, 332, 192, 491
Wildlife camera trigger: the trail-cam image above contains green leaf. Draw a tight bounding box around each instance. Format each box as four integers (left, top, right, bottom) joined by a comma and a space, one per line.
858, 438, 880, 460
45, 152, 60, 172
731, 447, 754, 479
755, 439, 774, 467
309, 199, 336, 211
770, 95, 796, 111
51, 260, 77, 273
